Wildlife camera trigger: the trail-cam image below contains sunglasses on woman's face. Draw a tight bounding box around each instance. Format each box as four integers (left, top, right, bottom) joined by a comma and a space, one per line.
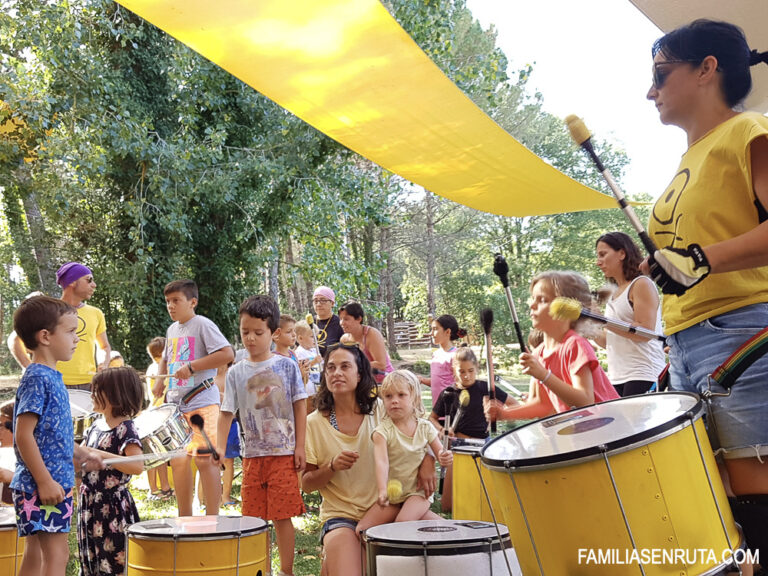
652, 59, 700, 89
327, 341, 360, 352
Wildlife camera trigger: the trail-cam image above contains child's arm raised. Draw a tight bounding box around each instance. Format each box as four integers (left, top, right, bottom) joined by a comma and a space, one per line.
83, 444, 143, 476
484, 382, 555, 421
373, 431, 390, 506
15, 413, 64, 505
173, 346, 235, 381
519, 352, 594, 408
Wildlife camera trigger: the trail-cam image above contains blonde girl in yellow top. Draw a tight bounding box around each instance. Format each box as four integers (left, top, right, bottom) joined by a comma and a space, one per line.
357, 370, 452, 534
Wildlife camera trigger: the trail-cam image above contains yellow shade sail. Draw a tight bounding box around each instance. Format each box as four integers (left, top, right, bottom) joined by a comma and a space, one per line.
115, 0, 617, 217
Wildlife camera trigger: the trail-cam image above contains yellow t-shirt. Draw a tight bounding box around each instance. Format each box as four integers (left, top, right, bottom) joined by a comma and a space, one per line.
57, 304, 107, 386
305, 405, 380, 523
373, 417, 437, 504
648, 112, 768, 334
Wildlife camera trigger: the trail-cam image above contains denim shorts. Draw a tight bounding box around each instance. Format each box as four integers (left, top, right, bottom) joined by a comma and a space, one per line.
667, 302, 768, 459
319, 517, 358, 544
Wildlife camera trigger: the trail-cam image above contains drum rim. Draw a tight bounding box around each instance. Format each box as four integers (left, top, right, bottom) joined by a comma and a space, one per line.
363, 521, 510, 545
127, 516, 268, 540
480, 392, 703, 469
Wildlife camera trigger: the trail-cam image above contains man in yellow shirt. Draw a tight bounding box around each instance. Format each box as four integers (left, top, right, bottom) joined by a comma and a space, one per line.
55, 262, 111, 390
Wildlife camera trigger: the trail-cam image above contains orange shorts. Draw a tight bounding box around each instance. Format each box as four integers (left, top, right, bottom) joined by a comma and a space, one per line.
183, 404, 219, 457
242, 455, 305, 521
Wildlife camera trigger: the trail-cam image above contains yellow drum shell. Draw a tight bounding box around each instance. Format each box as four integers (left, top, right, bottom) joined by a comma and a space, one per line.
451, 442, 502, 523
483, 395, 740, 576
126, 515, 269, 576
0, 508, 24, 576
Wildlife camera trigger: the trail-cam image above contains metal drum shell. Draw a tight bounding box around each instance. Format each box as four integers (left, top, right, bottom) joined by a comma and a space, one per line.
69, 389, 96, 443
480, 393, 742, 576
134, 405, 192, 469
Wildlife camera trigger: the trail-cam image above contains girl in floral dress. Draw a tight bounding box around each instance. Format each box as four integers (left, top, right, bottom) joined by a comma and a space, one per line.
78, 367, 145, 575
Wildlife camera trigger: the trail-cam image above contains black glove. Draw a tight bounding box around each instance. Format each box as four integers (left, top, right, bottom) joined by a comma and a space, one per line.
649, 243, 710, 295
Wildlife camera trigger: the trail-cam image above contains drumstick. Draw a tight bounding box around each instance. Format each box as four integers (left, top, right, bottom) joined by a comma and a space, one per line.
565, 115, 658, 257
493, 253, 528, 354
306, 314, 322, 362
100, 449, 187, 467
550, 297, 667, 343
189, 414, 224, 469
451, 389, 470, 435
479, 308, 496, 435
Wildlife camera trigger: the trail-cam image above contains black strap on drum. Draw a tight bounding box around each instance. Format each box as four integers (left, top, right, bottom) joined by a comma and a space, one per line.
710, 326, 768, 390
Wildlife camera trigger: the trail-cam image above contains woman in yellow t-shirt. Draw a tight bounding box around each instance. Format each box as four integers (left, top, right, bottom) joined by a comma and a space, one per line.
643, 19, 768, 560
302, 344, 437, 576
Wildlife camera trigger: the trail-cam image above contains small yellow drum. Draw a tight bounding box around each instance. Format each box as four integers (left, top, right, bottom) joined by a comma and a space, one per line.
0, 507, 24, 576
481, 392, 742, 576
451, 439, 502, 523
126, 515, 269, 576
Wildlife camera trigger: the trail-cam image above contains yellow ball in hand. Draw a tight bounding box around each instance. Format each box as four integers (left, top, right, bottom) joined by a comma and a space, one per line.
386, 479, 403, 502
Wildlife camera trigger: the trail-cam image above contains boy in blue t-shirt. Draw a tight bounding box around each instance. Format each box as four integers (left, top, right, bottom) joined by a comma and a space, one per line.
11, 295, 102, 576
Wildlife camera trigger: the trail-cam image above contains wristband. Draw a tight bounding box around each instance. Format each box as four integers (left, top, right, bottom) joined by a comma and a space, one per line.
541, 369, 552, 384
329, 457, 336, 472
187, 362, 195, 374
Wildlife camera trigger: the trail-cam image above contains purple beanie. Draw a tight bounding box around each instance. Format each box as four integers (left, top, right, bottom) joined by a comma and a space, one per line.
56, 262, 92, 288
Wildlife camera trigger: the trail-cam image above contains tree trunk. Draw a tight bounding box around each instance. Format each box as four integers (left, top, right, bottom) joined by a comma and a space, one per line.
425, 190, 437, 317
380, 225, 398, 355
268, 247, 279, 304
21, 188, 57, 294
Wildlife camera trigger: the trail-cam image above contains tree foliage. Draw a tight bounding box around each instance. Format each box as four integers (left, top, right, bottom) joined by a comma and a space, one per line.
1, 0, 648, 371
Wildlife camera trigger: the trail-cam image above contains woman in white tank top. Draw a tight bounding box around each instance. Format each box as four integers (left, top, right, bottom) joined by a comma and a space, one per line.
594, 232, 666, 396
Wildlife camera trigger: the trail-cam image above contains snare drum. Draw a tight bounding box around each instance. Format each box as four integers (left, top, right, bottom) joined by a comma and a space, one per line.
363, 520, 521, 576
451, 439, 502, 523
134, 405, 192, 469
481, 393, 742, 576
0, 507, 23, 576
126, 515, 269, 575
69, 389, 96, 443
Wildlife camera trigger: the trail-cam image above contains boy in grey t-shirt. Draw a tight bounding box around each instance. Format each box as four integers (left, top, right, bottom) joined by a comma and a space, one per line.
154, 279, 234, 517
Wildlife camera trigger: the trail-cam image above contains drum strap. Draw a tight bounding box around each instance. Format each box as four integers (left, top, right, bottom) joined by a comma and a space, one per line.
180, 378, 216, 404
710, 327, 768, 390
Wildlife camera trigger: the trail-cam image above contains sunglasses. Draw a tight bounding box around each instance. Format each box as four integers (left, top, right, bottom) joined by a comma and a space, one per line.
652, 59, 700, 89
327, 341, 360, 352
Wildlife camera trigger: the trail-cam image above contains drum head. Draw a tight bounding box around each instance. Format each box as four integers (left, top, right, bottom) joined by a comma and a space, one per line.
0, 506, 16, 527
128, 515, 267, 540
68, 390, 94, 416
481, 392, 702, 469
134, 404, 176, 436
364, 520, 509, 545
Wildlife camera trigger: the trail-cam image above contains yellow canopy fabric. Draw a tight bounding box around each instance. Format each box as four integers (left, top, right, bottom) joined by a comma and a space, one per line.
115, 0, 617, 217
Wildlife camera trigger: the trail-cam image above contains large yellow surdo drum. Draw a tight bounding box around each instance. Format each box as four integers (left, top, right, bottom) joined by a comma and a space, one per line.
481, 393, 742, 576
126, 515, 269, 576
0, 506, 23, 576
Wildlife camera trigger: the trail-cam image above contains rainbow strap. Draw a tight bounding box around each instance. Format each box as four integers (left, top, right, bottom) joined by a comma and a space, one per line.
711, 326, 768, 389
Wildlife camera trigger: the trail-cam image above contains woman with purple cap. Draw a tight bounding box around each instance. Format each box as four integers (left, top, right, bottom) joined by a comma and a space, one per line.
55, 262, 111, 390
312, 286, 344, 356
